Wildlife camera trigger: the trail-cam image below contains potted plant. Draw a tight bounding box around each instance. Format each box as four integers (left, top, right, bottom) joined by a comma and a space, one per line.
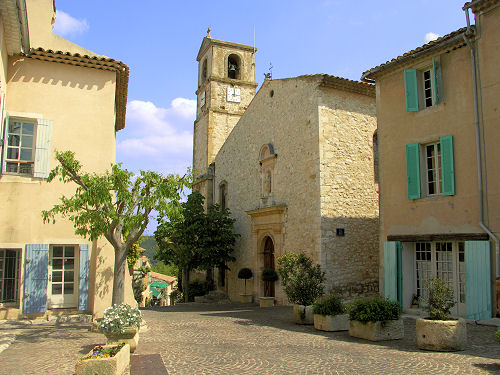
277, 253, 325, 324
238, 267, 253, 303
98, 303, 142, 353
75, 343, 130, 375
259, 268, 278, 307
348, 296, 403, 341
313, 294, 349, 331
416, 278, 466, 351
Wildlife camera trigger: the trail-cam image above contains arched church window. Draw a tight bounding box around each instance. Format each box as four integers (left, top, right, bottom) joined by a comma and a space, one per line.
259, 144, 276, 198
227, 54, 241, 79
201, 59, 207, 83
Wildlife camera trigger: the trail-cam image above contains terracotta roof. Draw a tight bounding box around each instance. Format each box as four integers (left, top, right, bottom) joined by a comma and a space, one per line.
150, 271, 177, 284
465, 0, 500, 12
25, 47, 129, 131
361, 27, 471, 82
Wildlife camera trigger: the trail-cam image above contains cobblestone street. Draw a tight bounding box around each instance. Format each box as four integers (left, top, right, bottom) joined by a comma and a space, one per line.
1, 304, 500, 374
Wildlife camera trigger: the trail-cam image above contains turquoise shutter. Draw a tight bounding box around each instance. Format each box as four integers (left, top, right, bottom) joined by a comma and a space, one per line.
33, 119, 53, 179
384, 241, 402, 305
23, 244, 49, 314
78, 244, 90, 311
440, 135, 455, 196
406, 143, 421, 199
404, 69, 419, 112
432, 57, 440, 104
465, 241, 491, 320
1, 112, 9, 173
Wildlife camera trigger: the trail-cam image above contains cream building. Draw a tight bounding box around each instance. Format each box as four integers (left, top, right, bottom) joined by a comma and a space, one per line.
0, 0, 134, 319
193, 33, 379, 304
362, 0, 500, 319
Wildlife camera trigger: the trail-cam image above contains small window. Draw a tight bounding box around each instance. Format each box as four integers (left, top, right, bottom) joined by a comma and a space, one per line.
404, 57, 440, 112
201, 59, 207, 84
424, 142, 442, 196
422, 69, 433, 108
219, 182, 227, 210
227, 54, 240, 80
0, 249, 21, 303
5, 119, 36, 176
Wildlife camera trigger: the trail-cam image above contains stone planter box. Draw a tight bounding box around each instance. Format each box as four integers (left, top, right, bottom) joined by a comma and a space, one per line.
293, 304, 314, 325
259, 297, 274, 307
416, 318, 467, 351
75, 344, 130, 375
103, 327, 139, 353
314, 313, 349, 331
239, 294, 253, 303
349, 319, 404, 341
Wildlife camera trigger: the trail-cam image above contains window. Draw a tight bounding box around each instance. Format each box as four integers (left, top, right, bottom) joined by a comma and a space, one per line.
405, 135, 454, 199
227, 54, 240, 79
1, 116, 53, 178
201, 59, 207, 83
219, 182, 227, 210
0, 249, 20, 303
404, 57, 440, 112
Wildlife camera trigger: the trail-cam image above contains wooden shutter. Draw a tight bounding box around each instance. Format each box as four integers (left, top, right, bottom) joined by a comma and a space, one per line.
404, 69, 419, 112
78, 244, 90, 311
440, 135, 455, 196
23, 244, 49, 314
384, 241, 402, 304
1, 112, 9, 174
33, 118, 53, 179
465, 241, 491, 320
432, 57, 440, 104
406, 143, 421, 199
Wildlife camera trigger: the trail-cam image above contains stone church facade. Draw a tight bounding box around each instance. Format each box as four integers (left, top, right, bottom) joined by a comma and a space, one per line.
193, 34, 379, 304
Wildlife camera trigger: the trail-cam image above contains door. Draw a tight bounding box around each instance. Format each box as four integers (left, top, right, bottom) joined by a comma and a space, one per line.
47, 245, 79, 308
263, 237, 275, 297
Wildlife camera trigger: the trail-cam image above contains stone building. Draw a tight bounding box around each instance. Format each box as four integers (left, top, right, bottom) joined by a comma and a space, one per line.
192, 33, 379, 303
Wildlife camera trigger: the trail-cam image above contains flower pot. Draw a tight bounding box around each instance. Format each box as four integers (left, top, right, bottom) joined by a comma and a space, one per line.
349, 319, 404, 341
103, 326, 139, 353
314, 313, 349, 331
416, 318, 467, 351
75, 344, 130, 375
239, 294, 253, 303
293, 304, 314, 325
259, 296, 274, 307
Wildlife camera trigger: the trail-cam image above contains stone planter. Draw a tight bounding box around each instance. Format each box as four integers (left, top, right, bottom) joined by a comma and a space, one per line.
349, 319, 404, 341
293, 304, 314, 325
103, 326, 139, 353
75, 344, 130, 375
259, 297, 274, 307
239, 294, 253, 303
416, 318, 467, 351
314, 313, 349, 331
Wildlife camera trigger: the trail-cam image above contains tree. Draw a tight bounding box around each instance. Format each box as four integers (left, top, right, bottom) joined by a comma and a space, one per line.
154, 190, 238, 302
42, 150, 188, 305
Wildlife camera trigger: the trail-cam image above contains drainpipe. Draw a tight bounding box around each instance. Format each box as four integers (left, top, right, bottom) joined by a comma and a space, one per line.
463, 4, 500, 278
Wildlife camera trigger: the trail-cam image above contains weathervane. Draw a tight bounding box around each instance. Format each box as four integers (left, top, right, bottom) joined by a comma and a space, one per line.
264, 62, 273, 79
207, 27, 212, 38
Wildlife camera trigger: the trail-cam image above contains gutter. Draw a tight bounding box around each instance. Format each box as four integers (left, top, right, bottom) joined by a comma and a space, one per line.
16, 0, 30, 53
462, 5, 500, 278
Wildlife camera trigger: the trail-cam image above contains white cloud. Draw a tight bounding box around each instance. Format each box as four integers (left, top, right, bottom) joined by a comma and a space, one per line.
116, 98, 195, 176
53, 10, 89, 37
424, 32, 440, 44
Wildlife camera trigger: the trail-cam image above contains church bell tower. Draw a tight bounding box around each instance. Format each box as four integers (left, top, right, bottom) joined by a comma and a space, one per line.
192, 29, 257, 203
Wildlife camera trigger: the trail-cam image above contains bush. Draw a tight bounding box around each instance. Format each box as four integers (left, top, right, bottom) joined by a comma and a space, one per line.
496, 327, 500, 344
348, 297, 401, 324
98, 303, 142, 333
238, 268, 253, 279
188, 280, 208, 301
261, 268, 279, 282
313, 295, 344, 316
276, 253, 325, 306
422, 278, 456, 320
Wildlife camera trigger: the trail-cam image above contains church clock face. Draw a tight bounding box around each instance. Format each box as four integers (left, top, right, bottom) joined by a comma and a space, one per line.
226, 87, 241, 103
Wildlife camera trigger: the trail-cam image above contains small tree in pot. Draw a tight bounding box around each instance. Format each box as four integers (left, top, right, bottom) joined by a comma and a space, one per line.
416, 278, 466, 351
260, 268, 278, 307
238, 268, 253, 303
277, 253, 325, 324
313, 294, 349, 331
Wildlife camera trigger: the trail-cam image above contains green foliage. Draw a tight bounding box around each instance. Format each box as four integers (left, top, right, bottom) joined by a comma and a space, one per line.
313, 295, 345, 316
422, 278, 456, 320
496, 326, 500, 344
276, 252, 325, 306
261, 268, 279, 282
238, 268, 253, 279
97, 303, 142, 333
127, 242, 142, 269
139, 236, 158, 264
348, 297, 401, 324
151, 261, 178, 277
188, 280, 208, 301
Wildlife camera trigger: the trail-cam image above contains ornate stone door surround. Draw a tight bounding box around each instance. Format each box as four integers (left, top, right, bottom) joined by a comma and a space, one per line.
246, 205, 286, 303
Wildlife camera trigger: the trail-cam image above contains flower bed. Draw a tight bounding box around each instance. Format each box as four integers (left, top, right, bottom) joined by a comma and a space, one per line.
75, 343, 130, 375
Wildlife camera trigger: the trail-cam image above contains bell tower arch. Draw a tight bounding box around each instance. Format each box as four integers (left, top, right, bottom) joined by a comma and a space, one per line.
193, 30, 258, 203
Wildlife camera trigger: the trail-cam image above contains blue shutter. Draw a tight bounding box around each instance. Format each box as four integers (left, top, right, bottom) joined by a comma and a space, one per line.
78, 244, 90, 311
406, 143, 421, 199
404, 69, 419, 112
384, 241, 402, 304
33, 119, 53, 179
23, 244, 49, 314
1, 112, 9, 174
465, 241, 492, 320
432, 57, 440, 104
440, 135, 455, 196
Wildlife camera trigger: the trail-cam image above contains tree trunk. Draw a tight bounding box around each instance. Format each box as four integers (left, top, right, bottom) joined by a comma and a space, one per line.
112, 246, 128, 305
182, 267, 190, 303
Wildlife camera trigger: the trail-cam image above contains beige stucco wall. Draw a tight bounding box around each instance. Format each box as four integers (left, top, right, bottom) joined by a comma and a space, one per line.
318, 87, 379, 298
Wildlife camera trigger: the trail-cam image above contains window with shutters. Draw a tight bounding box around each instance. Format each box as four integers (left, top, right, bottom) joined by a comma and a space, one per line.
404, 57, 441, 112
424, 142, 442, 196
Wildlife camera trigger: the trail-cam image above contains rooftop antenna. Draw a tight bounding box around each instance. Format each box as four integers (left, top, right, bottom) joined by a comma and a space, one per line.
253, 25, 256, 54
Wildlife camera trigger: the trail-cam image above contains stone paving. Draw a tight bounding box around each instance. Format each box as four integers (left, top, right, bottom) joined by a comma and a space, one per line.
0, 303, 499, 374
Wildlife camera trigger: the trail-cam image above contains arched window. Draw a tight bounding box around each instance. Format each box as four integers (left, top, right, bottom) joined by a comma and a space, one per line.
219, 181, 227, 210
227, 54, 241, 79
259, 144, 276, 199
201, 59, 207, 84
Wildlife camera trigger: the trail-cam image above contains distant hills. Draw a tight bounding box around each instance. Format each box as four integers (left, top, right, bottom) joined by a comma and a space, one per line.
139, 236, 158, 264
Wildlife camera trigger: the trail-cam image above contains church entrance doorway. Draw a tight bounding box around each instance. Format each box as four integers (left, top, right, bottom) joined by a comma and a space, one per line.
263, 236, 275, 297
